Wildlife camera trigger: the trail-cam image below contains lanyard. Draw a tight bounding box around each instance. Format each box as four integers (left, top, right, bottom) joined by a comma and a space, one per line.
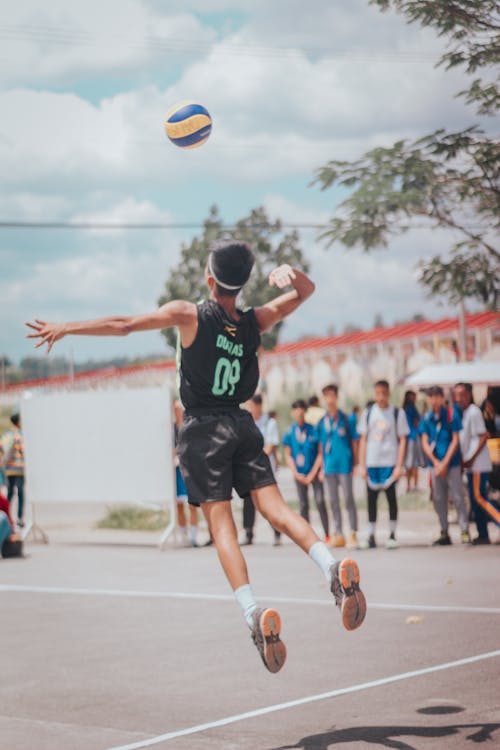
323, 414, 341, 436
294, 425, 308, 445
429, 410, 447, 452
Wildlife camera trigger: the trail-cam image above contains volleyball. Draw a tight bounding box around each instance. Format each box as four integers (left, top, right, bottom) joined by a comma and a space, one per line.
164, 100, 212, 149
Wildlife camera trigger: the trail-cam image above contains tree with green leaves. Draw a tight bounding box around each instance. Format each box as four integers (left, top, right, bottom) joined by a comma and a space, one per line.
314, 0, 499, 312
373, 1, 500, 114
158, 205, 309, 350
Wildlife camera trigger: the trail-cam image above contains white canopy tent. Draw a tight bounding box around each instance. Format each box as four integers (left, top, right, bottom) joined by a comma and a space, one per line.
406, 361, 500, 388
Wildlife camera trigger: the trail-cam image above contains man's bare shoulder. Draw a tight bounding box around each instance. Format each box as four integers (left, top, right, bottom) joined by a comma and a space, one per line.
160, 300, 198, 324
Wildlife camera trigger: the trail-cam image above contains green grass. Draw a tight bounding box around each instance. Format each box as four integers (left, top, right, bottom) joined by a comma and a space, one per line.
97, 505, 169, 531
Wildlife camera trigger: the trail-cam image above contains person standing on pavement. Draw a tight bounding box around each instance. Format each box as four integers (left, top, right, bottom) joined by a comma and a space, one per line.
313, 384, 358, 549
173, 400, 199, 547
282, 399, 330, 542
358, 381, 409, 549
419, 385, 470, 546
242, 394, 282, 546
402, 390, 421, 492
2, 414, 25, 528
453, 382, 498, 545
347, 406, 360, 445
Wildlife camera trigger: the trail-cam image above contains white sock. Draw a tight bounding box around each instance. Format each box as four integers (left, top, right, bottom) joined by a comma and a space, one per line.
189, 525, 198, 544
234, 584, 258, 627
308, 541, 336, 582
389, 520, 397, 534
368, 522, 376, 536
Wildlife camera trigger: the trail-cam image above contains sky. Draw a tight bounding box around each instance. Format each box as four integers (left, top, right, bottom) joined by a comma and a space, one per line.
0, 0, 491, 365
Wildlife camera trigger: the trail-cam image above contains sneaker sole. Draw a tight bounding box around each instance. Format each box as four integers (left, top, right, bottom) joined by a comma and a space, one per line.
338, 558, 367, 631
259, 609, 287, 673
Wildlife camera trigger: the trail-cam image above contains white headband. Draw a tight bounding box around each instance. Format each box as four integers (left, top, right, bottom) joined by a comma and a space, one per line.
208, 253, 243, 290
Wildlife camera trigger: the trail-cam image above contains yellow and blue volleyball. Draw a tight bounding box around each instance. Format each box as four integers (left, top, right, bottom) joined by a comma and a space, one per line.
164, 100, 212, 149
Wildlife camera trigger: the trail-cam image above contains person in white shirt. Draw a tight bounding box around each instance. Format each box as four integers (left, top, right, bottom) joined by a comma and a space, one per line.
453, 382, 499, 545
358, 380, 410, 549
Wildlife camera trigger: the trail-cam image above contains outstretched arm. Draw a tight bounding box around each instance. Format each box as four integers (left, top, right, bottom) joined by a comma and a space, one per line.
26, 300, 197, 353
254, 265, 315, 334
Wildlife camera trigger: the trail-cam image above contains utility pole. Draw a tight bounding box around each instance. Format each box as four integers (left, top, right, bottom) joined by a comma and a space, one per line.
458, 299, 467, 362
68, 347, 75, 387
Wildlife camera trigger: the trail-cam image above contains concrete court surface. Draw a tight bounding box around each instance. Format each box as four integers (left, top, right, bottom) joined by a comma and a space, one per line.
1, 511, 499, 750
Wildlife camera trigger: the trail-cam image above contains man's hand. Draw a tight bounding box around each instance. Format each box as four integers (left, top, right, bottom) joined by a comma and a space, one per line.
434, 460, 448, 478
269, 264, 296, 289
391, 465, 404, 483
26, 320, 67, 353
359, 465, 367, 481
295, 473, 307, 485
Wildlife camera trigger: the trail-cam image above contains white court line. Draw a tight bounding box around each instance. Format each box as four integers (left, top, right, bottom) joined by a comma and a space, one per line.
106, 650, 500, 750
1, 584, 500, 615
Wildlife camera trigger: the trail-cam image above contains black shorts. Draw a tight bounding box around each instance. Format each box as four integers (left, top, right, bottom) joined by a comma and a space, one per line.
177, 409, 276, 506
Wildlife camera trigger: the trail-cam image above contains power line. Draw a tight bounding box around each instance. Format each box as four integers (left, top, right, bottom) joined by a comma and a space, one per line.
0, 220, 327, 230
0, 220, 489, 231
0, 23, 437, 63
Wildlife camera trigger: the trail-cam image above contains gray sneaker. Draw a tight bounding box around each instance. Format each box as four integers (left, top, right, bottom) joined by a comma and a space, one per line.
250, 608, 287, 673
329, 558, 367, 631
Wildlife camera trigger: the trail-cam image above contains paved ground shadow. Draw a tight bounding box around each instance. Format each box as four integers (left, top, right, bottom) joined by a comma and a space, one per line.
266, 720, 500, 749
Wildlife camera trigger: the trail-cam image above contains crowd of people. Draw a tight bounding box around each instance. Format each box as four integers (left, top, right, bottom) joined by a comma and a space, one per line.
172, 380, 499, 550
1, 378, 498, 558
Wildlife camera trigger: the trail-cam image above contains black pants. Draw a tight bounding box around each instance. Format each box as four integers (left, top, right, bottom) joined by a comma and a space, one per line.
367, 482, 397, 523
242, 493, 281, 540
242, 494, 255, 535
7, 475, 25, 521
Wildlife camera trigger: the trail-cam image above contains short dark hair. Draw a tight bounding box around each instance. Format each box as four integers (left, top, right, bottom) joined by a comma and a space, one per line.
10, 413, 20, 427
292, 399, 307, 410
455, 382, 473, 394
208, 241, 254, 296
426, 385, 444, 397
374, 380, 390, 390
251, 394, 263, 405
403, 390, 416, 408
308, 395, 319, 407
322, 383, 338, 395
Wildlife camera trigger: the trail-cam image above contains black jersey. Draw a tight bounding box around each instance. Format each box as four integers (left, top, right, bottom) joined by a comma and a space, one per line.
179, 299, 261, 411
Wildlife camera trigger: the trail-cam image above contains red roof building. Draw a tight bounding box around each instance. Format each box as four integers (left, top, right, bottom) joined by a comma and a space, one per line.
2, 312, 498, 405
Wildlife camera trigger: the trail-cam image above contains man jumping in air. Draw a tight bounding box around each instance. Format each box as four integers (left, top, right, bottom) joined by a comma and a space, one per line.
26, 241, 366, 673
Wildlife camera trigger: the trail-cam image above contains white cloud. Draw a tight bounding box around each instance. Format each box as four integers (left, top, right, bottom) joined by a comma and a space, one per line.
256, 196, 473, 339
0, 0, 215, 84
0, 49, 474, 194
1, 0, 490, 363
0, 196, 183, 359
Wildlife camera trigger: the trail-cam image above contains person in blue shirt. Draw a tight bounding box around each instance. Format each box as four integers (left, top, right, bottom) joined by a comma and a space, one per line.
402, 390, 422, 492
348, 406, 360, 442
419, 385, 470, 545
311, 384, 358, 549
282, 400, 330, 541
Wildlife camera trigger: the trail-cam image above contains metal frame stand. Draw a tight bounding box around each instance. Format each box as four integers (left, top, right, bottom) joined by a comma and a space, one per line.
22, 502, 49, 544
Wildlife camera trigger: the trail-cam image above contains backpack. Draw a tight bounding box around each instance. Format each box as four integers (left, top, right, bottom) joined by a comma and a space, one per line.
367, 404, 400, 429
1, 537, 23, 558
